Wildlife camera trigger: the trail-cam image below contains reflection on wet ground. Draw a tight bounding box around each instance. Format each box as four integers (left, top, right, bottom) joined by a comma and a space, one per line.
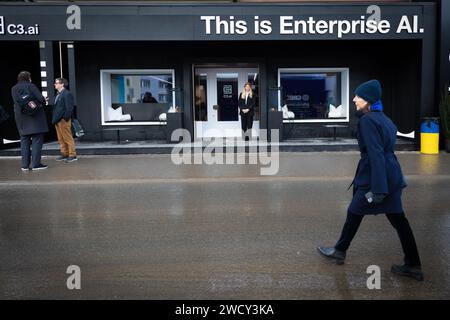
0, 152, 449, 299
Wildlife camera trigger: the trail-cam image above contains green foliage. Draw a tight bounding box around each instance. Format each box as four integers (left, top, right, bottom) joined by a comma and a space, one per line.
439, 87, 450, 139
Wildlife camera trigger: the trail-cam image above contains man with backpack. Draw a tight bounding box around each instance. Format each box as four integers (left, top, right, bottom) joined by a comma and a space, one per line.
11, 71, 48, 171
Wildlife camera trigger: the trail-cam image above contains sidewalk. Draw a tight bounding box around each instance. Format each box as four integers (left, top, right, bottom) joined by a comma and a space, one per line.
0, 152, 449, 299
0, 137, 417, 156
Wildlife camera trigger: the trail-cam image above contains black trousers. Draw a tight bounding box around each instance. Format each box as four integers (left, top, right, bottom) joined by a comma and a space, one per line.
241, 112, 254, 140
20, 133, 44, 168
335, 210, 421, 267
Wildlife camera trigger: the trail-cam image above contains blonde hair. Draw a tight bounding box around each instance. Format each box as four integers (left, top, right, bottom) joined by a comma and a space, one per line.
240, 82, 253, 99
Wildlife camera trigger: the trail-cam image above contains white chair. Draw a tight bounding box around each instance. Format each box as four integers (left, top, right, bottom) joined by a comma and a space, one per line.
282, 104, 295, 119
328, 104, 344, 118
108, 106, 131, 121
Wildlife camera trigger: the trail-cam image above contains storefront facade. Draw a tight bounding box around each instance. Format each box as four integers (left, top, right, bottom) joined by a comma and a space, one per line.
0, 1, 441, 144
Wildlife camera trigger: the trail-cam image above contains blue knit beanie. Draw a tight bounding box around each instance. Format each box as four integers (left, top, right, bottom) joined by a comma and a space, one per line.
354, 80, 382, 104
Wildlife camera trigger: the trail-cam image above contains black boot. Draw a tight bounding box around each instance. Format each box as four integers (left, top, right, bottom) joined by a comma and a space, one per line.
317, 247, 346, 265
391, 264, 424, 281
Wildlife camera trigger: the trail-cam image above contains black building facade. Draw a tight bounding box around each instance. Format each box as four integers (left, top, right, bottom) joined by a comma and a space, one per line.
0, 1, 444, 144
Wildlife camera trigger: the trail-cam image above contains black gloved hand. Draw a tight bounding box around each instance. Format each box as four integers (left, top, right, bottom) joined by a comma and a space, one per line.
365, 191, 386, 204
371, 193, 386, 204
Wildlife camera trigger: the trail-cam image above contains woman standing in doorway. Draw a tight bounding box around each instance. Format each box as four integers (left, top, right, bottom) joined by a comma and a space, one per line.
317, 79, 424, 281
238, 82, 255, 141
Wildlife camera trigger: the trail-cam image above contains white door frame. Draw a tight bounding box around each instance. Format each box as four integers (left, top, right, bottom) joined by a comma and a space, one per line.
194, 67, 259, 139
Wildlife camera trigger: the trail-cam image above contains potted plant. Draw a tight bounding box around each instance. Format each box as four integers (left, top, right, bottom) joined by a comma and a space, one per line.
439, 87, 450, 152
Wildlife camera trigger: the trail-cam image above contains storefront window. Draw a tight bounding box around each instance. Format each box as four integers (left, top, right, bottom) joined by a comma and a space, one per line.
101, 70, 175, 125
278, 68, 349, 123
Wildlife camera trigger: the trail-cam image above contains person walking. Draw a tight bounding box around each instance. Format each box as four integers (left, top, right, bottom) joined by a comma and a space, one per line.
238, 82, 255, 141
52, 77, 77, 163
11, 71, 48, 171
317, 79, 424, 281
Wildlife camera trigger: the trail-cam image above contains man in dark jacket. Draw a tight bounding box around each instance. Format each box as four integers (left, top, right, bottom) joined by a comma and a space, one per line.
52, 77, 77, 162
11, 71, 48, 171
317, 79, 423, 281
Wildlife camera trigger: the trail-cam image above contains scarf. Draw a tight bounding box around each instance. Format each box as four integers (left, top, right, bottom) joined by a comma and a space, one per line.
370, 100, 383, 112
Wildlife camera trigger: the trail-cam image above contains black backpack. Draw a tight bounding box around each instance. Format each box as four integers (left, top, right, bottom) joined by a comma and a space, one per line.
17, 87, 43, 116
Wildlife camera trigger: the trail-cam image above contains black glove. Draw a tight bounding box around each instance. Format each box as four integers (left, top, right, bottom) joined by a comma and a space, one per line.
372, 193, 386, 204
365, 192, 386, 204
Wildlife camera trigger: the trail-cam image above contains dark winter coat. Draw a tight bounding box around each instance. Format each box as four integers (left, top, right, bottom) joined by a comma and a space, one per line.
52, 88, 74, 125
11, 81, 48, 136
348, 110, 407, 215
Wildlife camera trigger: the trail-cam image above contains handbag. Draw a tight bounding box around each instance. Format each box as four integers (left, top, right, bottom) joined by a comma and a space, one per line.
71, 118, 85, 138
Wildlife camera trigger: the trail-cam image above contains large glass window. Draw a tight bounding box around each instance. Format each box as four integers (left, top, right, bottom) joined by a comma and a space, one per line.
101, 70, 175, 125
278, 68, 349, 123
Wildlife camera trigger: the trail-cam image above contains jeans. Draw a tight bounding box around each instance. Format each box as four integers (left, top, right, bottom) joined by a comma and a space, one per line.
335, 210, 422, 267
20, 133, 44, 168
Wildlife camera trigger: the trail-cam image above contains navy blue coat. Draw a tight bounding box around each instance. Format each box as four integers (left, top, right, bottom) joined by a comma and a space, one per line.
11, 81, 48, 136
349, 110, 407, 215
52, 88, 74, 125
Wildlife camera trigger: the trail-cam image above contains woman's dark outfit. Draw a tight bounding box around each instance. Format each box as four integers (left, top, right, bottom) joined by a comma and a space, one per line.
238, 93, 255, 140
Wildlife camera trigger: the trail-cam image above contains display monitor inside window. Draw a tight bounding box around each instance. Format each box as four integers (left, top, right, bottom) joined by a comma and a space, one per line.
101, 70, 175, 125
279, 69, 349, 122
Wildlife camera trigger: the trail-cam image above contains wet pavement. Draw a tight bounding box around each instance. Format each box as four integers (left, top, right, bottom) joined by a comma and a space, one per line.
0, 152, 449, 299
0, 137, 416, 156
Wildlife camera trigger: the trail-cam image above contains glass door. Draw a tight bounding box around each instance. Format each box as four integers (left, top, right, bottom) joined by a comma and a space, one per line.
194, 67, 259, 139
